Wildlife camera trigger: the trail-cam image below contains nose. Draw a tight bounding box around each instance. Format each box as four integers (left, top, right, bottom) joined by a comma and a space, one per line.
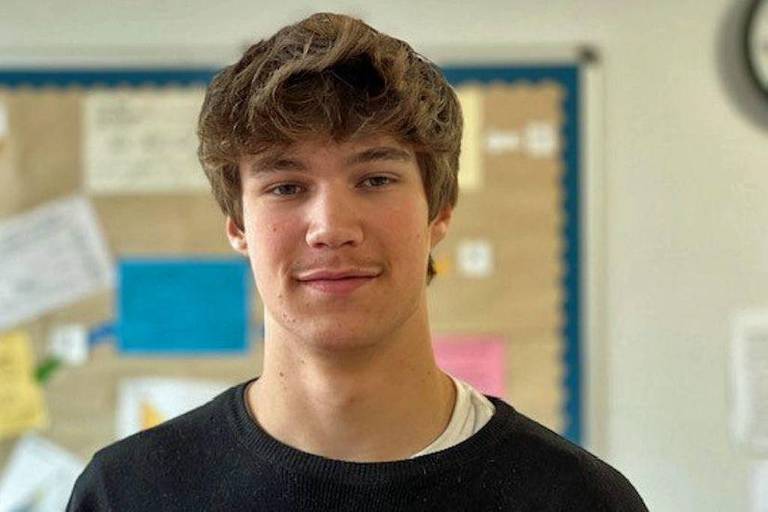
304, 186, 364, 249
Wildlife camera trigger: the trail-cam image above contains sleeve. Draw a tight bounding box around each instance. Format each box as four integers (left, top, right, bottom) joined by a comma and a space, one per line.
599, 470, 648, 511
66, 455, 113, 512
577, 455, 649, 512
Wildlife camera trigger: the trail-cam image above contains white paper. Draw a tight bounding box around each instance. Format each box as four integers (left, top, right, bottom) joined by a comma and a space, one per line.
116, 377, 230, 440
486, 129, 521, 155
752, 460, 768, 512
457, 239, 494, 278
524, 121, 558, 158
83, 88, 208, 193
731, 310, 768, 453
0, 196, 114, 331
48, 324, 89, 365
0, 434, 84, 512
0, 100, 8, 139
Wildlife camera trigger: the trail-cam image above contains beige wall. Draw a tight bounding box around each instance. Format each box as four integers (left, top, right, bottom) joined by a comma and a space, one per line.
3, 1, 766, 509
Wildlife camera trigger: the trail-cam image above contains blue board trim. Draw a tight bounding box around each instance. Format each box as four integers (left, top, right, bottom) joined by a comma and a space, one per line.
0, 68, 217, 87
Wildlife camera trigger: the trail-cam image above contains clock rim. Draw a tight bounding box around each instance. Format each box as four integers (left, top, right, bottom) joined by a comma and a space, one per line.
745, 0, 768, 100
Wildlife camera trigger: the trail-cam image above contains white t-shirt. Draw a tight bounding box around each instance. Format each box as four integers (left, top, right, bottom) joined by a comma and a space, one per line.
410, 376, 495, 458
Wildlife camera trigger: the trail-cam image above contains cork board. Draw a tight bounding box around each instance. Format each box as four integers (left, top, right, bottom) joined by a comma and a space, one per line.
0, 64, 584, 467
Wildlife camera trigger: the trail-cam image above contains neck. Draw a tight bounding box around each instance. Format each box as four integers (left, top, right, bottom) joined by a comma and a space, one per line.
247, 301, 456, 462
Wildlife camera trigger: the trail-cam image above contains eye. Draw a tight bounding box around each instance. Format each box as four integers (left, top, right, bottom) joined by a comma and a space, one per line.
361, 176, 394, 188
268, 183, 303, 196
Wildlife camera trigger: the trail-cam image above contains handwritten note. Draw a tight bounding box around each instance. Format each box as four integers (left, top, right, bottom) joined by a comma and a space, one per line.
0, 196, 114, 331
83, 88, 208, 193
0, 332, 47, 439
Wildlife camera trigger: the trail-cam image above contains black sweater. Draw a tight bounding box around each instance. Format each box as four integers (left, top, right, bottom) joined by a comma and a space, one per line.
67, 380, 647, 511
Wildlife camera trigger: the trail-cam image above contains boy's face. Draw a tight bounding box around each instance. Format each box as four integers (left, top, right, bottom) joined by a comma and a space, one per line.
227, 135, 451, 351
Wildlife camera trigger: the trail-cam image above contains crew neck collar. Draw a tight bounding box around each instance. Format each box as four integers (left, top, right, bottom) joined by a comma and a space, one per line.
221, 379, 519, 485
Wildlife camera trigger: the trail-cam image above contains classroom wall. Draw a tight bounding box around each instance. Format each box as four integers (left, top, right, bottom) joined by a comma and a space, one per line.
2, 0, 766, 510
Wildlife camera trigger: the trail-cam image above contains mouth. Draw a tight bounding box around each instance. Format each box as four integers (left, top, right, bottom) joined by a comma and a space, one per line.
297, 275, 377, 295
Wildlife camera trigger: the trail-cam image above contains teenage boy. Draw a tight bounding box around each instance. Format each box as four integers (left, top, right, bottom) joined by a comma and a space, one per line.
68, 12, 647, 511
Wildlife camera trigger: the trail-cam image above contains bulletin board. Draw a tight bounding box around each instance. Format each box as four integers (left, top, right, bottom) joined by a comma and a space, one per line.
431, 63, 585, 442
0, 57, 595, 477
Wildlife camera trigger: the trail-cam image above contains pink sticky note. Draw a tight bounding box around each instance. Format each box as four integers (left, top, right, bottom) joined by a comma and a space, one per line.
432, 335, 506, 398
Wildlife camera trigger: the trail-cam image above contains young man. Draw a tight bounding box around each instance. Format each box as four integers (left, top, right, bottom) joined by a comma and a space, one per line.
68, 13, 647, 511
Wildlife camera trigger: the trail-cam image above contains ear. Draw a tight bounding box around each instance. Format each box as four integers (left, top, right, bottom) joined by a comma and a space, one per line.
225, 217, 249, 256
428, 206, 453, 249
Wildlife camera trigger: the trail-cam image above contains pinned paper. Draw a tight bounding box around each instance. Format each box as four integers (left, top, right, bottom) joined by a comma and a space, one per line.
0, 196, 114, 331
485, 129, 521, 155
731, 310, 768, 453
118, 258, 250, 353
752, 460, 768, 512
524, 121, 558, 158
140, 401, 163, 428
48, 324, 89, 365
0, 332, 47, 439
0, 434, 84, 512
116, 378, 230, 439
0, 100, 8, 140
457, 239, 494, 278
455, 85, 483, 191
433, 334, 506, 397
433, 254, 454, 277
83, 88, 208, 193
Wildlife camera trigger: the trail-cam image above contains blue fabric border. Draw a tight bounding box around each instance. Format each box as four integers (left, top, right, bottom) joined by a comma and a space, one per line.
0, 68, 217, 88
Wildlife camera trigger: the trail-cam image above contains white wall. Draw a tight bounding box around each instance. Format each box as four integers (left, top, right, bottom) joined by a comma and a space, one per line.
3, 1, 766, 509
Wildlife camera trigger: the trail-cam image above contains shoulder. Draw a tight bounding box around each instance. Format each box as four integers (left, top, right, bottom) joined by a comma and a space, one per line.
487, 398, 648, 510
98, 388, 228, 467
67, 385, 241, 511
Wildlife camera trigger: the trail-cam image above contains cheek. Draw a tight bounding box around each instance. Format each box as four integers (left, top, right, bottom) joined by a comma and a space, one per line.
249, 224, 286, 254
382, 207, 430, 265
244, 215, 297, 277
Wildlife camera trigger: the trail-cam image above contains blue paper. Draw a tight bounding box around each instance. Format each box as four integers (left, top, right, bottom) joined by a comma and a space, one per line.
117, 258, 250, 354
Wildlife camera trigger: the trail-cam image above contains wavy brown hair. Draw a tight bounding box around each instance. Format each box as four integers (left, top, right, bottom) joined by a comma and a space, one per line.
197, 12, 462, 283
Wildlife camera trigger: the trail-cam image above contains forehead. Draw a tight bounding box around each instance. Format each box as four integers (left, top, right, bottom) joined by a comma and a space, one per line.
242, 135, 416, 174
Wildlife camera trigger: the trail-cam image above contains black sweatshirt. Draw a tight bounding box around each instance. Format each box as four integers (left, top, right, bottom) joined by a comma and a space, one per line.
67, 380, 648, 511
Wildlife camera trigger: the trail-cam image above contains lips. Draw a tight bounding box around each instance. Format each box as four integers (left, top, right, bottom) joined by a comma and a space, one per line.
295, 268, 380, 295
295, 269, 381, 281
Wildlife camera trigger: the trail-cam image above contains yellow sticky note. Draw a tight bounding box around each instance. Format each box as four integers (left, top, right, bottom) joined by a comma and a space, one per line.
455, 85, 483, 191
140, 401, 164, 430
434, 254, 453, 277
0, 332, 47, 439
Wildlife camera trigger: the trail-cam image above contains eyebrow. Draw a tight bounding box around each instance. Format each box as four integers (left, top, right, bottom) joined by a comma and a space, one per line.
345, 146, 413, 166
248, 145, 413, 175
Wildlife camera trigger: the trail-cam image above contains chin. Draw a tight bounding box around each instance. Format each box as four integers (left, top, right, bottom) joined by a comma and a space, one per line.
292, 321, 392, 354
